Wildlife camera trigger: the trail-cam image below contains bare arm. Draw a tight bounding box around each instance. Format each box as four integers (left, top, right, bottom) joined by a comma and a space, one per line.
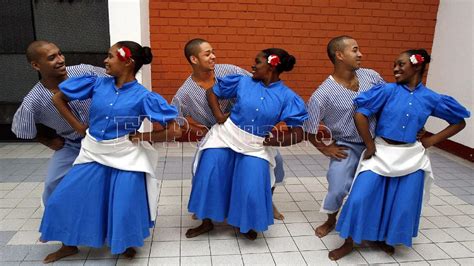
129, 121, 182, 143
421, 120, 466, 148
354, 112, 375, 159
52, 92, 87, 136
263, 127, 304, 147
306, 132, 348, 160
34, 124, 65, 151
206, 89, 228, 124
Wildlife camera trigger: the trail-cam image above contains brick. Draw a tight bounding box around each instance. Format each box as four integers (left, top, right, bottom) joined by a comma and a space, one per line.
218, 11, 239, 19
189, 3, 208, 10
228, 3, 247, 11
149, 1, 168, 10
168, 2, 187, 10
209, 3, 228, 11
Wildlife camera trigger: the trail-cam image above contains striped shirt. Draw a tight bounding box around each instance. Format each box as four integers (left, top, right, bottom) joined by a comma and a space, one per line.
171, 64, 251, 128
11, 64, 108, 141
303, 68, 385, 143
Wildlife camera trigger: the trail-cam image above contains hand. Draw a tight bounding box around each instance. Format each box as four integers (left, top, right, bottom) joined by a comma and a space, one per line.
421, 136, 434, 149
47, 137, 65, 151
416, 127, 426, 140
363, 143, 376, 159
129, 133, 143, 143
77, 124, 88, 137
320, 143, 348, 160
216, 113, 230, 124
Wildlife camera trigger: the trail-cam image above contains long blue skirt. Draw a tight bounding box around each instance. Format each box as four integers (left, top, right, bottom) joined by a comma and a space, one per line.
336, 169, 424, 247
188, 148, 273, 233
39, 162, 153, 254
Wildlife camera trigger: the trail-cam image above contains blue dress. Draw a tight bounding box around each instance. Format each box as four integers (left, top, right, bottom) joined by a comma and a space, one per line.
188, 75, 308, 233
39, 76, 178, 254
336, 82, 470, 247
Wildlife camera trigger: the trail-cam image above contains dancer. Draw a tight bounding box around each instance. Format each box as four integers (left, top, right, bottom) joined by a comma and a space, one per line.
12, 40, 107, 205
187, 48, 308, 239
39, 41, 181, 263
304, 36, 384, 237
172, 38, 286, 222
329, 49, 470, 260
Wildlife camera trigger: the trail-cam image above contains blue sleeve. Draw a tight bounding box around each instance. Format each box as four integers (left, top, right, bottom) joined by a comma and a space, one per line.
280, 93, 309, 127
432, 95, 470, 124
213, 74, 242, 99
354, 84, 391, 117
142, 92, 179, 126
303, 94, 323, 134
59, 75, 97, 100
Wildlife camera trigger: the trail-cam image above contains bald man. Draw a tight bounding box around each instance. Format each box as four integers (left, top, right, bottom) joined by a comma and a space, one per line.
12, 40, 108, 207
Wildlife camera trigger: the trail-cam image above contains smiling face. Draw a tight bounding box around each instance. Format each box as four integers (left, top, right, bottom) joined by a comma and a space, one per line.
31, 43, 66, 79
338, 38, 363, 70
104, 44, 127, 77
192, 42, 216, 71
393, 52, 419, 84
251, 52, 273, 81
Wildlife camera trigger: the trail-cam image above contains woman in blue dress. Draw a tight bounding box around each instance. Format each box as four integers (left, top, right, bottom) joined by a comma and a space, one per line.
186, 48, 308, 240
329, 49, 470, 260
40, 41, 181, 263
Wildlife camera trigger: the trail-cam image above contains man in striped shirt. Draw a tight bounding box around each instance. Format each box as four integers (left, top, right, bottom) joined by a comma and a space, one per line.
303, 36, 385, 238
173, 39, 286, 238
11, 40, 108, 206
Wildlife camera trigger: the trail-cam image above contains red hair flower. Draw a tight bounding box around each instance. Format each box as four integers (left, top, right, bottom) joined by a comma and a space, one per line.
267, 54, 281, 67
117, 46, 132, 61
409, 54, 424, 65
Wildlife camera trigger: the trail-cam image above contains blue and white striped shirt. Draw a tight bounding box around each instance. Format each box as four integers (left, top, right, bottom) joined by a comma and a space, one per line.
303, 68, 385, 143
11, 64, 108, 141
171, 64, 251, 128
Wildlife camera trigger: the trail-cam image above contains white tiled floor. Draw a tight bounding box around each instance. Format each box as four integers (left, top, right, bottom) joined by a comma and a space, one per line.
0, 142, 473, 265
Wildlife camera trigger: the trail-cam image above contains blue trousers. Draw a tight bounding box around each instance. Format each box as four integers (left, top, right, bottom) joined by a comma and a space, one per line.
274, 149, 285, 184
43, 139, 81, 205
321, 140, 365, 213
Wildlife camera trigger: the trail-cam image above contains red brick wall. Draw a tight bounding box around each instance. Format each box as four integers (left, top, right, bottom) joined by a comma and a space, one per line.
149, 0, 439, 102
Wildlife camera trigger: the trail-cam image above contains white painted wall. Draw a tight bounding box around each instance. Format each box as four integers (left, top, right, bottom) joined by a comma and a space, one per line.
426, 0, 473, 148
108, 0, 152, 132
108, 0, 151, 90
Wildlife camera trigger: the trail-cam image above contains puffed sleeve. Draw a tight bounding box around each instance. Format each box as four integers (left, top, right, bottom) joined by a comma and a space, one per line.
170, 93, 188, 127
59, 75, 97, 100
11, 102, 37, 139
142, 92, 179, 126
432, 95, 470, 124
303, 93, 324, 134
279, 93, 309, 127
213, 74, 243, 99
354, 83, 392, 117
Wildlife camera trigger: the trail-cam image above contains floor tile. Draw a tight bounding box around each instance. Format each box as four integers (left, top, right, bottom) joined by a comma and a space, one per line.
263, 224, 290, 238
209, 239, 239, 255
272, 251, 306, 265
301, 250, 337, 265
149, 241, 180, 257
180, 255, 211, 265
286, 222, 314, 236
180, 240, 210, 256
436, 242, 473, 258
292, 235, 326, 251
211, 254, 243, 265
241, 253, 275, 265
359, 247, 397, 264
412, 243, 451, 260
238, 238, 270, 254
265, 237, 298, 253
148, 257, 179, 265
